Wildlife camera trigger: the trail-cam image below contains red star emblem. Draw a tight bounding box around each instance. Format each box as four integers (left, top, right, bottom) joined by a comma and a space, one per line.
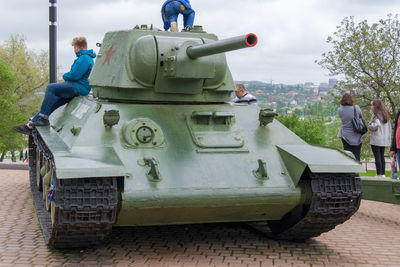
103, 43, 116, 65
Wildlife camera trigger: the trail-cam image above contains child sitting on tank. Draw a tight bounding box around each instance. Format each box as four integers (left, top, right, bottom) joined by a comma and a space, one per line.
12, 37, 96, 135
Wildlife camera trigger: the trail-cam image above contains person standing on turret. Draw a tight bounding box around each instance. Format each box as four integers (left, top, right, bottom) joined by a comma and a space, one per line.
233, 84, 258, 105
161, 0, 195, 32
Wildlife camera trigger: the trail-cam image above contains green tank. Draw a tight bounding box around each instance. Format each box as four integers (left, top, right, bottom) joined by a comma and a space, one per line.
28, 25, 400, 248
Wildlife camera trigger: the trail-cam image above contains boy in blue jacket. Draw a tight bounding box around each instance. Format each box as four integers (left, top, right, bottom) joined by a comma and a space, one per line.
161, 0, 195, 32
12, 37, 96, 135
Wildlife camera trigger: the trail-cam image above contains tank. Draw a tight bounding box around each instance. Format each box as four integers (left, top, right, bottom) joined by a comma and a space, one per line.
28, 25, 399, 249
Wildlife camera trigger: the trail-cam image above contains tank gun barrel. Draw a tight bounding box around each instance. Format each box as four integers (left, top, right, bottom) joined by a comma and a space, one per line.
186, 33, 257, 59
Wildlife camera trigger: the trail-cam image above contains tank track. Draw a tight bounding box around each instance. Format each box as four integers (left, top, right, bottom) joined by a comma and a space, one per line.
249, 172, 362, 240
28, 130, 118, 248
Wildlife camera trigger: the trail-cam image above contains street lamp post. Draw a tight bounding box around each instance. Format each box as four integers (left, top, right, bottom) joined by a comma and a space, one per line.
49, 0, 57, 83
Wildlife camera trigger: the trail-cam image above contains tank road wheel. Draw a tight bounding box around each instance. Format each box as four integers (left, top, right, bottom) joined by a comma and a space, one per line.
29, 130, 119, 248
36, 148, 43, 191
50, 198, 55, 225
249, 172, 362, 240
50, 174, 56, 225
43, 164, 53, 211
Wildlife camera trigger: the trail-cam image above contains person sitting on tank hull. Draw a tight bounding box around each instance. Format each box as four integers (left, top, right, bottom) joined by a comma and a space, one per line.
12, 37, 96, 135
161, 0, 195, 32
233, 84, 257, 105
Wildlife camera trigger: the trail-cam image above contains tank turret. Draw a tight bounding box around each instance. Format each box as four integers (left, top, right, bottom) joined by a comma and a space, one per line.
90, 26, 257, 103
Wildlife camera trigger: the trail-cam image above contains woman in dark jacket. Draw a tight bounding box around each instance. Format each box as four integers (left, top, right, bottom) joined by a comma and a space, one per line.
337, 93, 365, 161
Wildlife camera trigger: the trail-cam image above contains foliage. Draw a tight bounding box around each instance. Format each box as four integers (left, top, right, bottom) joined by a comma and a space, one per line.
0, 60, 25, 152
303, 101, 338, 117
0, 35, 48, 120
317, 14, 400, 120
276, 113, 326, 145
325, 119, 342, 150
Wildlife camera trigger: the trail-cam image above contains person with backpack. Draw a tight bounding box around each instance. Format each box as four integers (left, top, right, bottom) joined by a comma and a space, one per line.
337, 93, 365, 161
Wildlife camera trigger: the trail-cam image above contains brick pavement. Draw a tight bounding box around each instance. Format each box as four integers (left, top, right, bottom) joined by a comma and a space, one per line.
1, 169, 400, 267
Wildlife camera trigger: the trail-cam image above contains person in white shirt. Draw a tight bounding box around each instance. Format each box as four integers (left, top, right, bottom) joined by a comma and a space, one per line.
233, 84, 257, 105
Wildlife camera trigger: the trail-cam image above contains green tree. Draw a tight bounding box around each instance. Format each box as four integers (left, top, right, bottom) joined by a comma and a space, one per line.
293, 108, 303, 116
0, 59, 25, 154
276, 114, 326, 145
325, 119, 342, 150
0, 35, 48, 120
317, 14, 400, 119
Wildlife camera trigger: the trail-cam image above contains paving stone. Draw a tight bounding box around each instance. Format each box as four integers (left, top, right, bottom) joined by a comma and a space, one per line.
1, 170, 400, 266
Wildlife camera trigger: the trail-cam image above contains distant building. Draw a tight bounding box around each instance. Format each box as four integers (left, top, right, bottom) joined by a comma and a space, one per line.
328, 79, 337, 88
304, 82, 318, 91
318, 83, 329, 91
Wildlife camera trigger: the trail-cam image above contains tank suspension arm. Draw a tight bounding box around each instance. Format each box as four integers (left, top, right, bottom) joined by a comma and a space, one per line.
186, 33, 258, 59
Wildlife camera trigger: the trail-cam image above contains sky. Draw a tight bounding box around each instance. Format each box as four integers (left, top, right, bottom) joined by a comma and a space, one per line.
0, 0, 399, 85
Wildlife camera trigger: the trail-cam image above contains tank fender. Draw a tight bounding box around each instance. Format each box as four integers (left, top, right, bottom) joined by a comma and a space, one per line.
360, 177, 400, 205
53, 146, 127, 179
277, 144, 365, 186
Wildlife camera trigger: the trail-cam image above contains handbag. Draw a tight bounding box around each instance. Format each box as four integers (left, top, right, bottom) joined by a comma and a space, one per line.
351, 106, 368, 134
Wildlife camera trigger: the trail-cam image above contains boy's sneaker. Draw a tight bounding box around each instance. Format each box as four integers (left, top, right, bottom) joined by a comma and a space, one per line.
11, 124, 32, 135
30, 117, 50, 127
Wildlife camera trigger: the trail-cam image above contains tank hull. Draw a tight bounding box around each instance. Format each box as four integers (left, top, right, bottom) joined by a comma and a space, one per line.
32, 97, 363, 228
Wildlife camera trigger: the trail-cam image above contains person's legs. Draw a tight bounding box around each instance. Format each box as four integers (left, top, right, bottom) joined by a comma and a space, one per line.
371, 145, 384, 176
341, 139, 361, 161
341, 138, 352, 152
396, 149, 400, 173
49, 82, 79, 114
379, 146, 386, 176
165, 2, 180, 31
371, 145, 380, 175
352, 144, 362, 161
182, 8, 195, 28
32, 82, 77, 123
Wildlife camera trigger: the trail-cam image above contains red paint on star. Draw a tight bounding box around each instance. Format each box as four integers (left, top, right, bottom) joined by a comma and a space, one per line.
103, 43, 116, 65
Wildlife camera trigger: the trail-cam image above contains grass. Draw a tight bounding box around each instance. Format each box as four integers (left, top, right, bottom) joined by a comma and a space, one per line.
360, 170, 392, 177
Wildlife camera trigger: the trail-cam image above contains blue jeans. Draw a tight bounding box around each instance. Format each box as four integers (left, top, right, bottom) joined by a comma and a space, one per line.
165, 1, 195, 28
31, 82, 78, 122
396, 150, 400, 170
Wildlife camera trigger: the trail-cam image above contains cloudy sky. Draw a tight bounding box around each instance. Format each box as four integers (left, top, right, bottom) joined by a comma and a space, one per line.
0, 0, 399, 85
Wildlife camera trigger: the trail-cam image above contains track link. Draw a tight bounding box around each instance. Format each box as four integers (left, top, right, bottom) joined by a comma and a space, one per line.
28, 132, 118, 248
249, 172, 362, 240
